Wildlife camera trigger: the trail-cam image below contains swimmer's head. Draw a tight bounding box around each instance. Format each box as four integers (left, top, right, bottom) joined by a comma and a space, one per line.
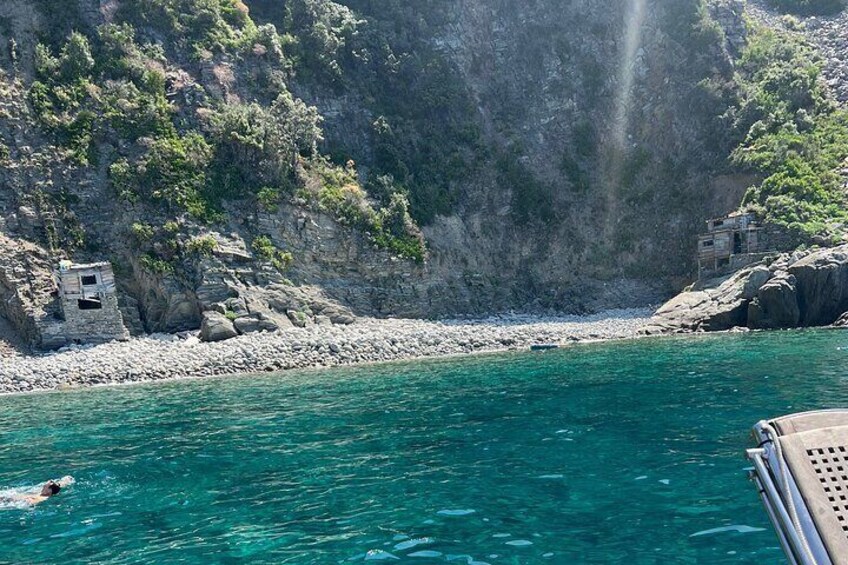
40, 481, 60, 497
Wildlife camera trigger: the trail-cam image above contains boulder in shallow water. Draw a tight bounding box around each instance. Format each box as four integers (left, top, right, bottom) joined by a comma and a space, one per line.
200, 312, 238, 342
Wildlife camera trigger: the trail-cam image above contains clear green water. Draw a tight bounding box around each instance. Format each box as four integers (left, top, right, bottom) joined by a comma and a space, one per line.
1, 330, 846, 564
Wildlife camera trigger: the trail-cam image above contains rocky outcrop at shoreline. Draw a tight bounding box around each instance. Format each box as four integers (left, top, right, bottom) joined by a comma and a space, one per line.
643, 245, 848, 334
0, 310, 650, 395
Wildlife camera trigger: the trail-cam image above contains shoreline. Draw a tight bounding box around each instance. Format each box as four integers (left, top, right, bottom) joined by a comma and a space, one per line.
0, 309, 651, 396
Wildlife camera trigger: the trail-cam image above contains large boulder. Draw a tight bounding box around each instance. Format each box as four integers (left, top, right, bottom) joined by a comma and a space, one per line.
200, 311, 238, 342
641, 265, 771, 334
233, 313, 279, 334
788, 246, 848, 326
748, 274, 800, 329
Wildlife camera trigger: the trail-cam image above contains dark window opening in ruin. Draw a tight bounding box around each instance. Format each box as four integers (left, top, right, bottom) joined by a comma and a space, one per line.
702, 240, 714, 248
78, 298, 102, 310
81, 275, 98, 286
713, 220, 724, 228
734, 232, 742, 254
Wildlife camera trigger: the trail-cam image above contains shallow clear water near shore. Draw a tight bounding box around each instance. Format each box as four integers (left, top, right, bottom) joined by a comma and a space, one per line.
1, 329, 846, 563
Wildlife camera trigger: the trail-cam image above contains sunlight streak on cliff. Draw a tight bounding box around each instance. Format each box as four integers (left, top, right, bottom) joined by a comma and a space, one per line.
613, 0, 647, 149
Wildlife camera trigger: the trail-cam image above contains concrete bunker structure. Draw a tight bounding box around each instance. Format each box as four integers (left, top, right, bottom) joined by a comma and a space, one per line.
51, 260, 129, 345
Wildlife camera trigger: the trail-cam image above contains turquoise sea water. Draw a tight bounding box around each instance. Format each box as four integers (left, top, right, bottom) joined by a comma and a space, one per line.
1, 330, 847, 564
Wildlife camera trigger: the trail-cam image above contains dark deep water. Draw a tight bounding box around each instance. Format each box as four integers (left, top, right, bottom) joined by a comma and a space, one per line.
2, 329, 846, 564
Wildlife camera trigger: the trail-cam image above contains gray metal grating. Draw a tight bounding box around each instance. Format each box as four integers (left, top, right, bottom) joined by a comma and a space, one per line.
808, 445, 848, 534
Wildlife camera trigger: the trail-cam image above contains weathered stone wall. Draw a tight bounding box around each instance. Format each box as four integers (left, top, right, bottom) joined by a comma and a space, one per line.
39, 294, 129, 349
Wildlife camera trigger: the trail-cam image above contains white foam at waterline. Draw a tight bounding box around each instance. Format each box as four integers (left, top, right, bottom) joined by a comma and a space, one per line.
492, 533, 511, 538
0, 487, 37, 510
364, 549, 400, 560
658, 479, 670, 485
437, 509, 476, 516
505, 539, 533, 546
689, 525, 766, 537
634, 476, 648, 480
536, 474, 564, 479
394, 538, 433, 551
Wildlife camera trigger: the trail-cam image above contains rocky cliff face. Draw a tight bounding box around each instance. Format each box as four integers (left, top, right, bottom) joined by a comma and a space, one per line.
0, 0, 785, 347
310, 0, 748, 298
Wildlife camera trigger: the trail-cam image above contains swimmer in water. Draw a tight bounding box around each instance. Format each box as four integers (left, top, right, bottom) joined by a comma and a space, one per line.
1, 476, 74, 506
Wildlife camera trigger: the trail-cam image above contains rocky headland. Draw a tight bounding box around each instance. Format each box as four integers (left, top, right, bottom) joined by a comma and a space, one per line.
643, 245, 848, 334
0, 309, 650, 395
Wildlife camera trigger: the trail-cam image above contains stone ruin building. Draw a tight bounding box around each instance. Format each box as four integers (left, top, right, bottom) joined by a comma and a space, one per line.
698, 212, 763, 275
697, 212, 798, 278
42, 261, 129, 347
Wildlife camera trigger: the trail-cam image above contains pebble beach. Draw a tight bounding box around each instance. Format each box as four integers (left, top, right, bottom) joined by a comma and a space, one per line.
0, 309, 651, 395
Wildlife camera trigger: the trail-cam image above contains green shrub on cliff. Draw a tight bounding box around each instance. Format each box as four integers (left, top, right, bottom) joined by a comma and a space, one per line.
252, 235, 293, 271
116, 0, 257, 56
733, 27, 848, 237
205, 95, 322, 200
300, 159, 426, 262
110, 132, 214, 219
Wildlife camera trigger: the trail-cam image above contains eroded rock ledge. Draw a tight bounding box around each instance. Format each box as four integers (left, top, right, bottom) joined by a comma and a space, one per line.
642, 245, 848, 334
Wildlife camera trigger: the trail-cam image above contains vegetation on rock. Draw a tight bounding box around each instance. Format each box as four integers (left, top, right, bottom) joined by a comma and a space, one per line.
25, 0, 427, 265
732, 26, 848, 239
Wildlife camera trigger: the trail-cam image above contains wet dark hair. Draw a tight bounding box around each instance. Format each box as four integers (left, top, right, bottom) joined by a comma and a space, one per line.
41, 481, 60, 496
